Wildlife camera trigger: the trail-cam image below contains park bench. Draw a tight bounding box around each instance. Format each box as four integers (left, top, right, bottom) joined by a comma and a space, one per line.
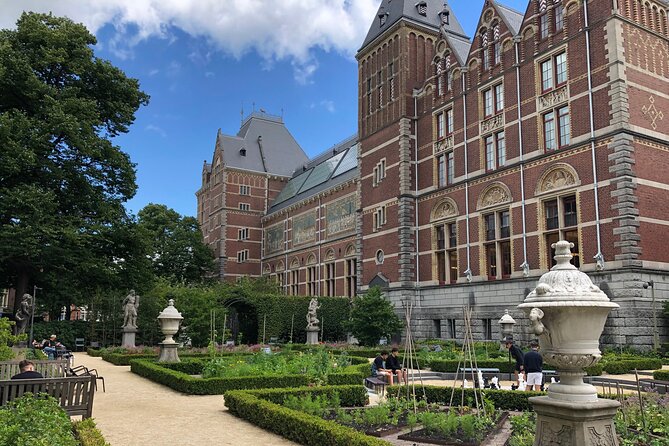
638, 378, 669, 394
0, 359, 69, 381
364, 377, 387, 396
0, 375, 96, 418
543, 369, 559, 380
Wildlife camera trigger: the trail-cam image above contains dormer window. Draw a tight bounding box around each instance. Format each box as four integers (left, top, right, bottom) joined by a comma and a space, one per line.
416, 1, 428, 16
239, 147, 246, 156
378, 6, 389, 26
439, 8, 450, 25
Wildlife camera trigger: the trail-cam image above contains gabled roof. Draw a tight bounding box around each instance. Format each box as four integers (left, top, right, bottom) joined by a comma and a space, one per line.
360, 0, 467, 52
268, 136, 358, 213
216, 112, 309, 177
495, 1, 524, 35
444, 34, 472, 65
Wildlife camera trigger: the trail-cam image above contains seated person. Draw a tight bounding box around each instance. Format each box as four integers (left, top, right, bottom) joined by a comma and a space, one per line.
371, 350, 393, 385
11, 360, 44, 379
386, 348, 406, 384
33, 334, 63, 359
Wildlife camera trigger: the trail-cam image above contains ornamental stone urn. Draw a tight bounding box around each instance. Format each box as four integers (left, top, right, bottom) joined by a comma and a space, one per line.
157, 299, 183, 362
518, 241, 620, 446
498, 309, 516, 351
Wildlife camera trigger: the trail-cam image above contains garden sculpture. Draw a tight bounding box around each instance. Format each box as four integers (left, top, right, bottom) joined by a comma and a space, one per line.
306, 298, 320, 330
14, 293, 32, 335
122, 290, 140, 329
490, 376, 499, 389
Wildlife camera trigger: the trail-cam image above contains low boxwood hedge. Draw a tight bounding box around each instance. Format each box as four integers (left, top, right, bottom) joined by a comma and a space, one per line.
224, 387, 388, 446
423, 358, 515, 373
652, 369, 669, 380
86, 348, 104, 357
73, 419, 110, 446
584, 364, 604, 376
601, 358, 663, 374
237, 385, 368, 407
387, 385, 543, 411
130, 358, 368, 394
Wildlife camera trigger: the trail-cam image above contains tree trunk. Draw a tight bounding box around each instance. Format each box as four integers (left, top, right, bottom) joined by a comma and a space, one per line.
13, 269, 30, 314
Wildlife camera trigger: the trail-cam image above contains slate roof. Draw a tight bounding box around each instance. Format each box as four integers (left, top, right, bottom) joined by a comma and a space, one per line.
360, 0, 467, 51
216, 112, 308, 177
495, 1, 524, 35
268, 135, 359, 214
445, 33, 472, 65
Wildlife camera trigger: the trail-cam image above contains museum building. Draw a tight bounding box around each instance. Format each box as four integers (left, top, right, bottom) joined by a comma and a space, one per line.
197, 0, 669, 349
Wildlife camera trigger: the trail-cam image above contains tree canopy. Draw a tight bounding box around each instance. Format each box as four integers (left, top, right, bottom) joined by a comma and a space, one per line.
0, 12, 149, 311
137, 203, 215, 284
345, 287, 403, 346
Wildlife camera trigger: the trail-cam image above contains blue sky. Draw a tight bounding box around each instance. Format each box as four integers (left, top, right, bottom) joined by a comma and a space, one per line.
1, 0, 529, 218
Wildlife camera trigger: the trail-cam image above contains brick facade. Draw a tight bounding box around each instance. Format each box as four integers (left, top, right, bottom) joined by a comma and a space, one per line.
197, 0, 669, 349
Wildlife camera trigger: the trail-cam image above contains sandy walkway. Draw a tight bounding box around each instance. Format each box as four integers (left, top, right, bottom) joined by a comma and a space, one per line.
74, 353, 297, 446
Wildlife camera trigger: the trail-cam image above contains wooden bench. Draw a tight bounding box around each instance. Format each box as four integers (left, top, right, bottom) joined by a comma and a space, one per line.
364, 377, 387, 396
0, 359, 69, 380
0, 375, 96, 418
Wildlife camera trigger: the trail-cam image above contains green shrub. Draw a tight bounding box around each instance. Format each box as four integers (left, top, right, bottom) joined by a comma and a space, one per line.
653, 370, 669, 380
73, 419, 110, 446
224, 389, 386, 446
424, 358, 515, 373
32, 320, 90, 350
584, 364, 603, 376
508, 412, 536, 446
130, 359, 310, 394
0, 317, 22, 360
387, 385, 543, 411
241, 385, 368, 407
86, 348, 104, 357
0, 394, 78, 446
102, 351, 216, 366
602, 358, 663, 374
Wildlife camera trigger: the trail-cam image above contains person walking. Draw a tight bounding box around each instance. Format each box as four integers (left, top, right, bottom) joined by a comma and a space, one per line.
524, 340, 543, 391
503, 337, 524, 388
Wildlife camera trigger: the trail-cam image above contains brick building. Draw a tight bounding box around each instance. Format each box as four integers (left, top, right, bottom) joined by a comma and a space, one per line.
198, 0, 669, 349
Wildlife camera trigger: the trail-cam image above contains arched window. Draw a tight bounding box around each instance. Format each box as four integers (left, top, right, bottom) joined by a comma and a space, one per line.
431, 199, 459, 284
481, 29, 490, 70
492, 23, 501, 65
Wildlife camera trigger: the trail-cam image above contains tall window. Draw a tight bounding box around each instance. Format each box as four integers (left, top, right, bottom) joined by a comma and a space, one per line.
373, 206, 387, 231
239, 185, 250, 195
238, 228, 249, 240
482, 319, 493, 340
373, 159, 386, 187
307, 265, 317, 296
388, 62, 395, 101
437, 152, 454, 187
483, 84, 503, 117
485, 132, 506, 170
492, 24, 501, 65
540, 52, 567, 92
366, 78, 372, 114
377, 71, 383, 106
555, 4, 564, 31
543, 106, 570, 150
437, 112, 445, 138
345, 258, 357, 297
236, 250, 249, 263
481, 31, 490, 70
324, 262, 335, 296
435, 222, 458, 283
446, 109, 454, 135
484, 209, 512, 279
544, 195, 580, 267
447, 319, 457, 339
540, 12, 549, 39
290, 269, 299, 295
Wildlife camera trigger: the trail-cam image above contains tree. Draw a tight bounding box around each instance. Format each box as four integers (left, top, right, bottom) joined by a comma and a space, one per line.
345, 287, 403, 346
0, 13, 149, 312
137, 204, 215, 284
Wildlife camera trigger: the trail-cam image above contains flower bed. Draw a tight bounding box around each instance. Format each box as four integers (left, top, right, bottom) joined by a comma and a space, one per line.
129, 353, 369, 394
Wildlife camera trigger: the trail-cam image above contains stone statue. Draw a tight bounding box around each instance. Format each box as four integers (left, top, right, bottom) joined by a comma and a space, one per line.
122, 290, 140, 329
14, 293, 32, 335
306, 298, 320, 330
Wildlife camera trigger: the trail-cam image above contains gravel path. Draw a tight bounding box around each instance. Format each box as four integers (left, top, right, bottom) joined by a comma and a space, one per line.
75, 353, 297, 446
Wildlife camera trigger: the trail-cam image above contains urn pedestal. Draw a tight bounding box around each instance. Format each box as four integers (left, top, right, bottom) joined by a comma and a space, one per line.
518, 241, 620, 446
157, 299, 183, 363
306, 328, 319, 345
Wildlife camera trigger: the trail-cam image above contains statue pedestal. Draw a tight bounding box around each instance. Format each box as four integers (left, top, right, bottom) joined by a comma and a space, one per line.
530, 396, 620, 446
306, 328, 319, 345
158, 342, 180, 363
122, 327, 138, 348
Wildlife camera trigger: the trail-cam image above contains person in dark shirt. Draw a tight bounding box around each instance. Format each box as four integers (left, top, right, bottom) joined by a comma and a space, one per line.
33, 334, 63, 359
504, 337, 524, 387
11, 360, 44, 379
371, 350, 393, 384
386, 348, 406, 384
523, 340, 543, 391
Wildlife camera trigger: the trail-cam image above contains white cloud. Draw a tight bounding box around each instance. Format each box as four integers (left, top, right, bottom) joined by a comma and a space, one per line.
320, 100, 336, 113
0, 0, 380, 82
204, 71, 215, 78
145, 124, 167, 138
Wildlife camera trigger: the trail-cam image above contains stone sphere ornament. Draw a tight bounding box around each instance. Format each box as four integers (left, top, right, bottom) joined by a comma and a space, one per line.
519, 240, 619, 401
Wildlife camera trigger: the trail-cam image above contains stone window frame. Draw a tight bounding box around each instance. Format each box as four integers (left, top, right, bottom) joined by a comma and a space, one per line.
373, 158, 387, 187
430, 198, 459, 284
238, 227, 250, 241
344, 244, 357, 298
539, 50, 568, 94
484, 131, 506, 171
542, 105, 570, 151
236, 249, 249, 263
477, 182, 513, 281
481, 82, 504, 118
239, 185, 250, 196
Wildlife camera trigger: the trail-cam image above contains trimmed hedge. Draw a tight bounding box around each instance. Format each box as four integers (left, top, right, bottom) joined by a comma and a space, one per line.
130, 359, 310, 394
130, 358, 367, 394
387, 385, 543, 411
424, 358, 515, 373
86, 348, 104, 357
238, 385, 368, 407
101, 351, 245, 366
652, 370, 669, 380
73, 419, 110, 446
601, 358, 663, 374
584, 364, 604, 376
224, 388, 388, 446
